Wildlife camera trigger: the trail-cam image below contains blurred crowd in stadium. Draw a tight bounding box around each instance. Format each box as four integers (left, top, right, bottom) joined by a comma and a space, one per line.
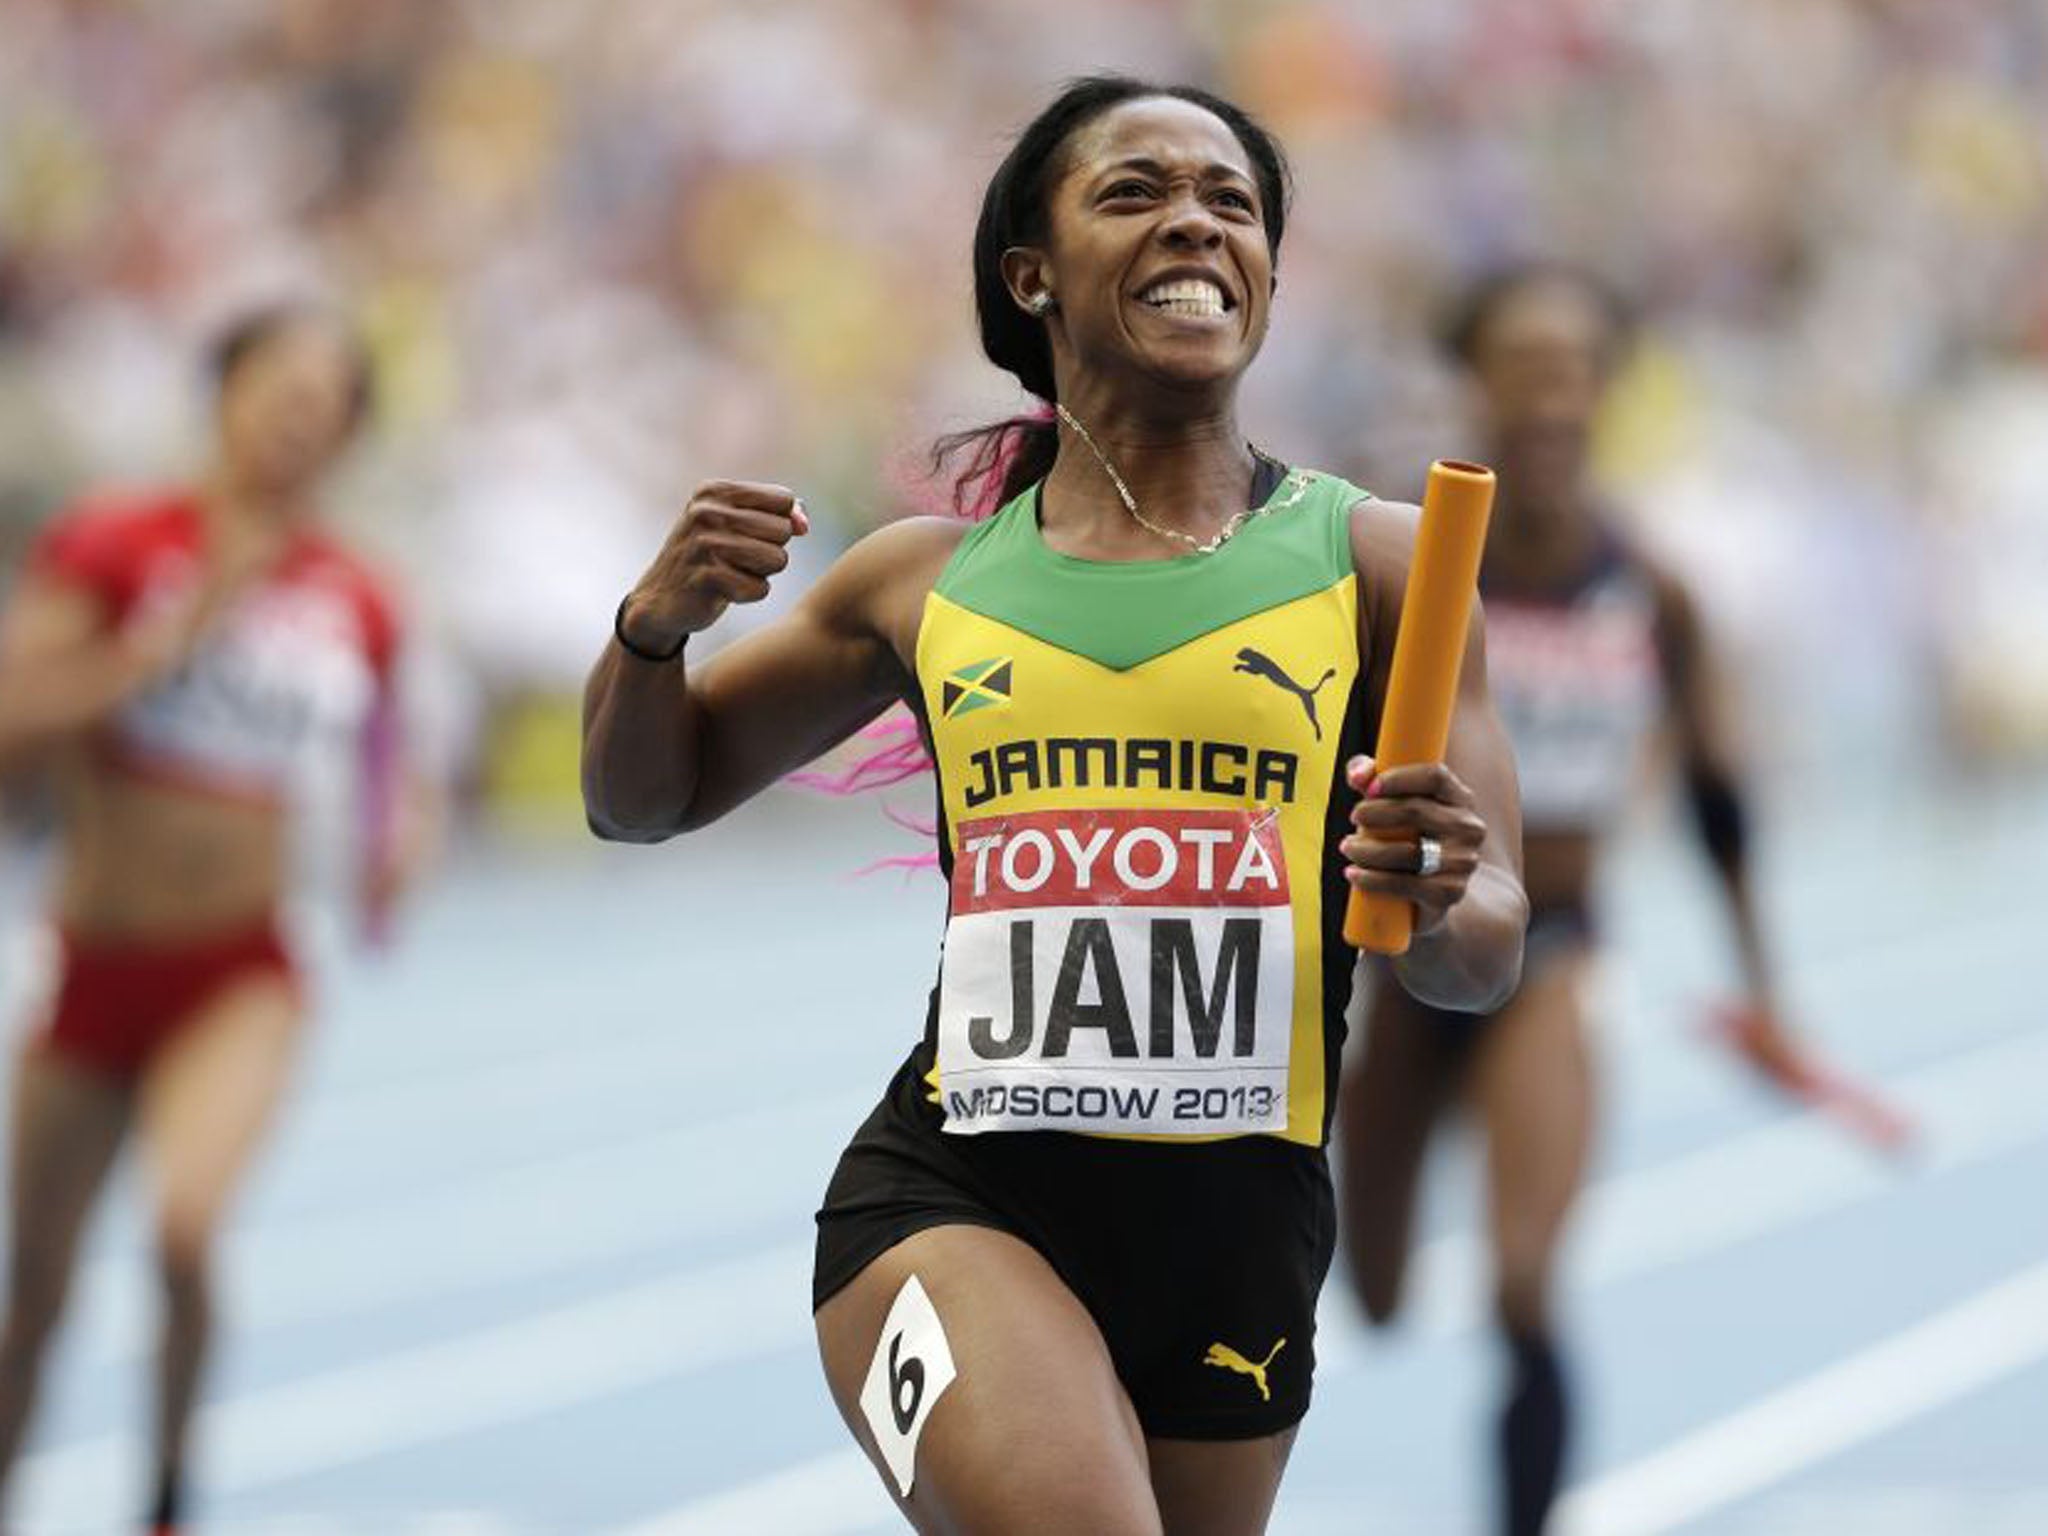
3, 0, 2044, 828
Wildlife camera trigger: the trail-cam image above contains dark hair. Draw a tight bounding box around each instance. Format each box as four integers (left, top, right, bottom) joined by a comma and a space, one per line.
935, 75, 1293, 515
209, 304, 375, 431
1442, 261, 1635, 372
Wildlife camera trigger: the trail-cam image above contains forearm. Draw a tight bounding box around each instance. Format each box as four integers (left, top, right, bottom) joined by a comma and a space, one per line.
0, 650, 145, 771
1720, 863, 1776, 1004
1685, 761, 1774, 1002
357, 689, 431, 927
580, 639, 708, 842
1392, 863, 1528, 1012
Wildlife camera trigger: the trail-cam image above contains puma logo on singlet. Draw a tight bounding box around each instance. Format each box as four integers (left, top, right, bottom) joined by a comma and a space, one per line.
1233, 648, 1336, 740
1203, 1337, 1287, 1401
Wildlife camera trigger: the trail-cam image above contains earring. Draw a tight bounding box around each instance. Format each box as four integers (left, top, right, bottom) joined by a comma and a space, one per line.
1028, 292, 1055, 316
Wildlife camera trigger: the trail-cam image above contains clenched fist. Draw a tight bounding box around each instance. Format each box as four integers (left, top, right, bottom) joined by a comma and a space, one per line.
616, 480, 810, 655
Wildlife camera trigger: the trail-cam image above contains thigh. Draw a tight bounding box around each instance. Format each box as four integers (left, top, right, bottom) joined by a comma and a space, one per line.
816, 1223, 1161, 1536
1467, 952, 1596, 1327
1148, 1429, 1295, 1536
6, 1046, 132, 1290
1335, 967, 1465, 1320
136, 974, 301, 1246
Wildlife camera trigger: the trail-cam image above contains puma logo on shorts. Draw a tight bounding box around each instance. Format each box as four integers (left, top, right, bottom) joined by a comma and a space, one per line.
1203, 1336, 1287, 1401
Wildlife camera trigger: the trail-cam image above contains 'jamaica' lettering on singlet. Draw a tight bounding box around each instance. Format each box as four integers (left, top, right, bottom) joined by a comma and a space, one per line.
961, 736, 1299, 808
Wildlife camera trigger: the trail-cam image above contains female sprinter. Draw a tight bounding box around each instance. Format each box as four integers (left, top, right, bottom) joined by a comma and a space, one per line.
1336, 264, 1863, 1536
584, 78, 1526, 1535
0, 307, 405, 1535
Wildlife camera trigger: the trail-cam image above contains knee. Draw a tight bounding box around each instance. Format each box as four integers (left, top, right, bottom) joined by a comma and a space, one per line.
1, 1248, 75, 1352
948, 1486, 1162, 1536
1492, 1261, 1553, 1338
1342, 1233, 1408, 1328
1048, 1496, 1160, 1536
1355, 1266, 1405, 1329
155, 1212, 218, 1305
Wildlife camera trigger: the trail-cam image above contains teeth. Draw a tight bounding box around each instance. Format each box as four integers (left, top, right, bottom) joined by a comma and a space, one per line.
1141, 278, 1226, 317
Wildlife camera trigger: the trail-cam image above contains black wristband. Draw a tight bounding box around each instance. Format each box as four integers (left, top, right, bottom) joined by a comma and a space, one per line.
1685, 763, 1748, 869
614, 595, 688, 663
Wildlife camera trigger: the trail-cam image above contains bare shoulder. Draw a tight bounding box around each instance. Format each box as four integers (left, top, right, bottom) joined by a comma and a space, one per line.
1601, 521, 1700, 644
297, 531, 405, 677
813, 514, 967, 607
0, 565, 100, 656
298, 526, 403, 612
1347, 495, 1421, 571
1346, 496, 1421, 628
836, 514, 970, 577
803, 514, 972, 666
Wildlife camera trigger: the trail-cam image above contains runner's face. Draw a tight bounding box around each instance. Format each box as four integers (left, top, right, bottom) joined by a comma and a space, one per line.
218, 320, 361, 499
1470, 280, 1612, 509
1037, 98, 1274, 397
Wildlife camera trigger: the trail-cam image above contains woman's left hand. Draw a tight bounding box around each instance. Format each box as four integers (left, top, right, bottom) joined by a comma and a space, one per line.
1339, 754, 1490, 936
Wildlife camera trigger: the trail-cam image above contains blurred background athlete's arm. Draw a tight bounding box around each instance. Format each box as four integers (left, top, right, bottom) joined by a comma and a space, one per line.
0, 503, 282, 781
581, 483, 958, 841
1652, 564, 1778, 1015
0, 559, 182, 779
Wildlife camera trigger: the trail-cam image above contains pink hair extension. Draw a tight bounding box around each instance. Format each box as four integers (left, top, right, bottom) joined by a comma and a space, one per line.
853, 849, 943, 880
887, 449, 961, 521
905, 404, 1055, 521
949, 406, 1054, 520
787, 709, 943, 874
786, 708, 932, 796
860, 798, 941, 875
860, 806, 937, 876
788, 407, 1053, 869
881, 800, 937, 840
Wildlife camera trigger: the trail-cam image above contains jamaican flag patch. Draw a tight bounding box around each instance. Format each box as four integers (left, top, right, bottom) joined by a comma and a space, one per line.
942, 657, 1013, 718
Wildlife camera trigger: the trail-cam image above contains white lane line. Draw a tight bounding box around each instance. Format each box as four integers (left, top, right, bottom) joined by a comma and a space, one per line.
17, 1240, 816, 1521
65, 992, 2045, 1379
67, 1086, 874, 1366
602, 1023, 2048, 1535
1556, 1256, 2048, 1536
58, 880, 2032, 1223
1318, 1018, 2048, 1358
611, 1449, 887, 1536
1590, 893, 2047, 1123
1789, 887, 2041, 1003
17, 1515, 524, 1536
31, 1017, 2045, 1526
25, 933, 2044, 1525
267, 1010, 883, 1195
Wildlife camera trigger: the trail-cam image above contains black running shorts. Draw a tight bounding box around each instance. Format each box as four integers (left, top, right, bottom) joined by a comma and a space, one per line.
814, 1053, 1337, 1440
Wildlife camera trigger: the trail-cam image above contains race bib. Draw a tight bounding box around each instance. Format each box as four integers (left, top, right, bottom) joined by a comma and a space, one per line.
936, 807, 1293, 1137
117, 588, 377, 784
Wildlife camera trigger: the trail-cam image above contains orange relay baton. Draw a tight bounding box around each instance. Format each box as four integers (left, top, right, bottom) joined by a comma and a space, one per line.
1344, 460, 1497, 955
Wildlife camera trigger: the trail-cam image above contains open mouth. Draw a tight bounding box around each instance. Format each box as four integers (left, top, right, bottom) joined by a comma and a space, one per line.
1137, 277, 1233, 320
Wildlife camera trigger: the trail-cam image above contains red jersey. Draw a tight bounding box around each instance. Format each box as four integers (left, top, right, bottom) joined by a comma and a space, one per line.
28, 490, 399, 804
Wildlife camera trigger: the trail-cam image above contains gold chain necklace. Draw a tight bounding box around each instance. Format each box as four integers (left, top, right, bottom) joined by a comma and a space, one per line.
1052, 403, 1308, 556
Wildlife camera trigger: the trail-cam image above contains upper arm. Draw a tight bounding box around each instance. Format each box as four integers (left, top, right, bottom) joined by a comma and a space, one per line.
678, 516, 961, 827
0, 569, 117, 778
1350, 499, 1523, 877
355, 577, 406, 790
0, 568, 107, 677
2, 499, 148, 673
1647, 557, 1736, 777
1444, 592, 1524, 880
